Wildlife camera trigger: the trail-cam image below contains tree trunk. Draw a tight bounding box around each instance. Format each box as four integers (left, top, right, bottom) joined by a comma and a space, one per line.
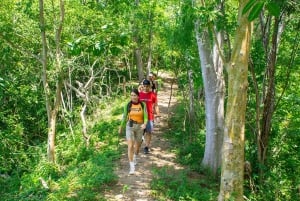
258, 17, 281, 172
188, 70, 195, 140
146, 7, 154, 77
39, 0, 51, 125
135, 47, 144, 81
48, 80, 63, 162
81, 103, 90, 146
39, 0, 65, 162
134, 0, 144, 81
195, 22, 224, 176
218, 0, 252, 200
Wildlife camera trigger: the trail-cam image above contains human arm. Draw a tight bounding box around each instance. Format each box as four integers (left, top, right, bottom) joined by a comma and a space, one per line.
141, 102, 148, 129
154, 80, 159, 93
154, 103, 160, 117
153, 93, 160, 116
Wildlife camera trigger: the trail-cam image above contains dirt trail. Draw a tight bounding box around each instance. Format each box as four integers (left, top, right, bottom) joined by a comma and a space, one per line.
104, 73, 181, 201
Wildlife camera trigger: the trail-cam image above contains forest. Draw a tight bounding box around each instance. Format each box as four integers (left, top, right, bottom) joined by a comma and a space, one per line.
0, 0, 299, 200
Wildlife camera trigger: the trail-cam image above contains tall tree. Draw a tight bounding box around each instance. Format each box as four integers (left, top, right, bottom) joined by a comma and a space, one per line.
194, 0, 225, 176
133, 0, 145, 81
218, 0, 252, 200
246, 0, 299, 177
146, 7, 154, 77
39, 0, 65, 162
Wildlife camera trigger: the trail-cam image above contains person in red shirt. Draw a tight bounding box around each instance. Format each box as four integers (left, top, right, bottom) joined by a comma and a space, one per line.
139, 79, 160, 154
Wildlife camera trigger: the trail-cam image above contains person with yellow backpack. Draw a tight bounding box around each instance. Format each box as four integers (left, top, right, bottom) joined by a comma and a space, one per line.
118, 88, 148, 175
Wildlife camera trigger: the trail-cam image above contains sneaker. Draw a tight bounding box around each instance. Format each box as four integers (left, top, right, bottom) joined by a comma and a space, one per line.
129, 162, 135, 175
144, 146, 149, 154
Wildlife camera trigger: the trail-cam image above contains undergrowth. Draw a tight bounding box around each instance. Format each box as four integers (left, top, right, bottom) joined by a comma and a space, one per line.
2, 78, 298, 201
150, 97, 219, 201
0, 96, 126, 201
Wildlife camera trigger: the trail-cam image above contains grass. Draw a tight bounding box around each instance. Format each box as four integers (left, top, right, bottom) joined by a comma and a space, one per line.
151, 166, 218, 201
149, 99, 219, 201
1, 139, 119, 201
0, 95, 125, 201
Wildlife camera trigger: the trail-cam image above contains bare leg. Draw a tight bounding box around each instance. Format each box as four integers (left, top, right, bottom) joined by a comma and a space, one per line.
134, 140, 142, 155
127, 139, 135, 174
144, 132, 152, 148
127, 140, 134, 162
143, 132, 152, 154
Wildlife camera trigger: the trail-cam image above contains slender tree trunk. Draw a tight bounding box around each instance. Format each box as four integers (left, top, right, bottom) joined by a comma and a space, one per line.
146, 48, 152, 77
48, 80, 63, 162
195, 21, 224, 176
134, 0, 144, 81
39, 0, 65, 162
258, 17, 281, 172
39, 0, 51, 125
218, 0, 252, 200
188, 70, 195, 140
81, 103, 90, 146
146, 7, 154, 77
135, 47, 144, 81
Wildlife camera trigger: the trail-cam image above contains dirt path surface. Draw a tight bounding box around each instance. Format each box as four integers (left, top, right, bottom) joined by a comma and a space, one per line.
104, 73, 181, 201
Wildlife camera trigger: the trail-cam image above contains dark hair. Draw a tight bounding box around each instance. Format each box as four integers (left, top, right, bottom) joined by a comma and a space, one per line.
131, 88, 139, 96
140, 79, 145, 85
142, 79, 151, 85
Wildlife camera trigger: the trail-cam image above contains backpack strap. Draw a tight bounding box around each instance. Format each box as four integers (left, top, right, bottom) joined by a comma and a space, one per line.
127, 101, 132, 114
140, 101, 145, 111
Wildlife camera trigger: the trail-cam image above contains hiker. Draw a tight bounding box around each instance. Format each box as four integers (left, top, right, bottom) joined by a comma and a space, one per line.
138, 80, 145, 92
118, 88, 148, 174
149, 72, 158, 94
149, 72, 159, 116
139, 79, 160, 154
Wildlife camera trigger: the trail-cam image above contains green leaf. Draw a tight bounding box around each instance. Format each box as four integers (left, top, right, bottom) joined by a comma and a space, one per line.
248, 2, 264, 21
242, 0, 257, 15
266, 2, 280, 17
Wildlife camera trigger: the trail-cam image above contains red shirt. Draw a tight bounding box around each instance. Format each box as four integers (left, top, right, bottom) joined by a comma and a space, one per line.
139, 91, 157, 120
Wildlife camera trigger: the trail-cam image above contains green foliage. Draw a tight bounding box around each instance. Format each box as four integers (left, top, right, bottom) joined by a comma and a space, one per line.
151, 166, 218, 200
256, 93, 300, 200
194, 2, 223, 27
3, 147, 117, 201
244, 6, 300, 199
1, 0, 299, 200
92, 120, 120, 147
242, 0, 281, 21
165, 99, 205, 170
173, 1, 196, 49
242, 0, 258, 15
266, 2, 281, 16
0, 96, 123, 201
0, 63, 47, 175
175, 140, 205, 171
0, 65, 126, 199
150, 95, 218, 200
248, 2, 265, 21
